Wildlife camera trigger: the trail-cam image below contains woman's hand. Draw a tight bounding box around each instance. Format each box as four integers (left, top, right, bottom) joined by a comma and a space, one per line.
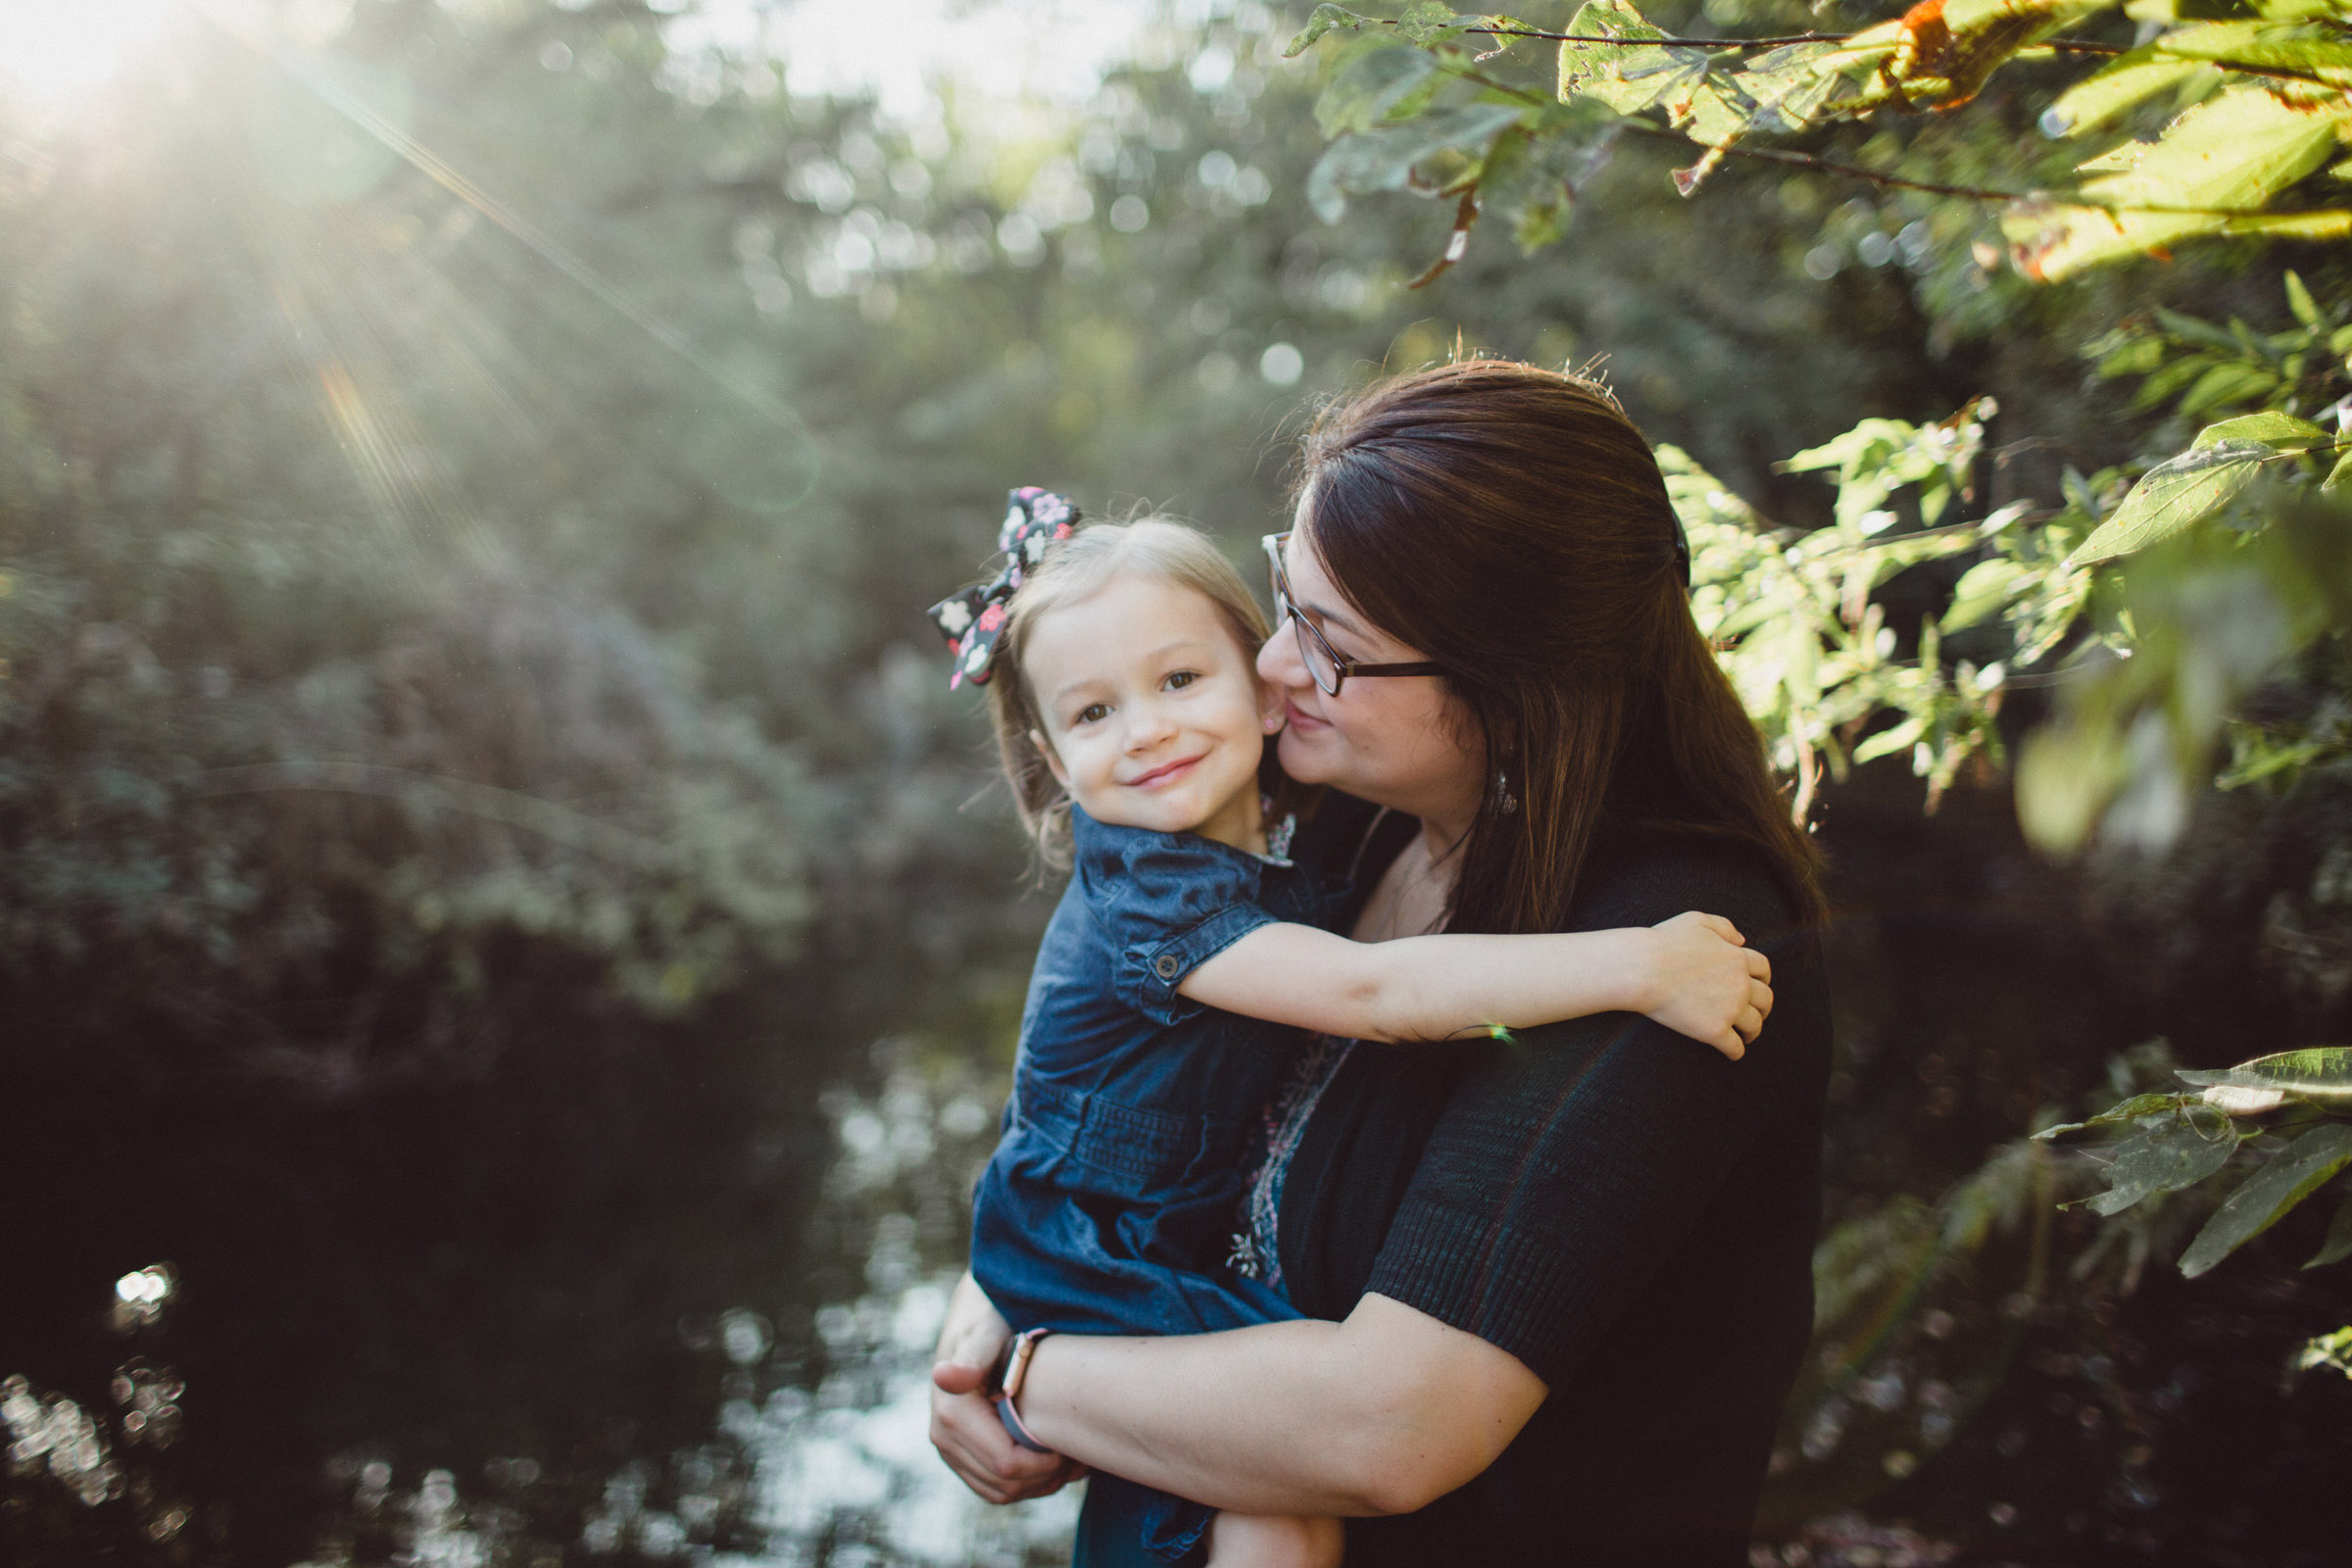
1638, 911, 1772, 1060
928, 1273, 1088, 1504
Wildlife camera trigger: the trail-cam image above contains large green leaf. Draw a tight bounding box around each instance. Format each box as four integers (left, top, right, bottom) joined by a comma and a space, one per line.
2084, 1110, 2242, 1215
1317, 43, 1443, 136
2177, 1046, 2352, 1104
2067, 439, 2273, 566
2180, 1124, 2352, 1276
2006, 86, 2346, 283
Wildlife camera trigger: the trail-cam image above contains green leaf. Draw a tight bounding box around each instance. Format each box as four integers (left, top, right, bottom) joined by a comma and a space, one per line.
1306, 104, 1527, 221
2180, 1124, 2352, 1277
2034, 1092, 2195, 1141
1556, 1, 1681, 116
2044, 49, 2208, 137
2180, 361, 2281, 417
2084, 1109, 2242, 1215
2157, 20, 2352, 82
2328, 450, 2352, 494
1317, 43, 1443, 137
2309, 1188, 2352, 1269
2286, 269, 2325, 328
1943, 557, 2030, 633
2006, 86, 2345, 283
1396, 2, 1478, 45
2067, 440, 2273, 566
2177, 1046, 2352, 1104
2194, 411, 2329, 450
1475, 105, 1617, 250
1286, 3, 1373, 57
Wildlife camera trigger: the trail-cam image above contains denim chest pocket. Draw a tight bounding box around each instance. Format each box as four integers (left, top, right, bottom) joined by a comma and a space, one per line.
1012, 1076, 1248, 1200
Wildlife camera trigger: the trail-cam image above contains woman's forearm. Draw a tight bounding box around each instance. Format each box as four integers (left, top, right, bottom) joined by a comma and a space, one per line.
1011, 1294, 1546, 1517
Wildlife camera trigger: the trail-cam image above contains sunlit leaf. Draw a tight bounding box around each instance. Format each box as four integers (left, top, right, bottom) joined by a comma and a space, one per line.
2156, 19, 2352, 83
1317, 43, 1444, 137
2067, 440, 2273, 566
2083, 1108, 2241, 1215
2286, 269, 2326, 328
1555, 0, 1684, 116
2044, 50, 2211, 137
2177, 1046, 2352, 1104
2180, 1123, 2352, 1276
2005, 86, 2345, 283
2194, 411, 2329, 449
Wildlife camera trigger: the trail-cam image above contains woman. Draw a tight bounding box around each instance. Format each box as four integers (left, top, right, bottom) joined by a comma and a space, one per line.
929, 361, 1832, 1566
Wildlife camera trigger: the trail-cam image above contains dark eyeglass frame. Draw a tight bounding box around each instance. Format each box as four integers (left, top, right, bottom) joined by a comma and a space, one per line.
1261, 531, 1448, 697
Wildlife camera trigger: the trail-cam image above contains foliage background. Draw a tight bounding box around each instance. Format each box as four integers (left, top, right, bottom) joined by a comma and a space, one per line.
2, 0, 2347, 1564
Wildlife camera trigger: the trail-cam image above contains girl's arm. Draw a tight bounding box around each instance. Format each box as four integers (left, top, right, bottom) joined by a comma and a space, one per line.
929, 1279, 1544, 1516
1177, 910, 1771, 1058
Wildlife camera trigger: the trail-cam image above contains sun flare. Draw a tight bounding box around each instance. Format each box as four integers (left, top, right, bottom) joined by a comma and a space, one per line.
0, 0, 178, 100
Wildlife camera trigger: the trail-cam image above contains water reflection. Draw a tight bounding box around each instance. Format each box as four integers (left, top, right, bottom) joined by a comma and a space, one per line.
732, 1053, 1079, 1567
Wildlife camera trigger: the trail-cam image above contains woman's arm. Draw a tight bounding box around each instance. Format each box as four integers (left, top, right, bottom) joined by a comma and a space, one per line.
1177, 910, 1771, 1057
931, 1285, 1546, 1517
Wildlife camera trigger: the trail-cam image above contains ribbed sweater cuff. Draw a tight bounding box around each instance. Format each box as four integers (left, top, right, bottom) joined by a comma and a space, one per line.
1364, 1199, 1587, 1389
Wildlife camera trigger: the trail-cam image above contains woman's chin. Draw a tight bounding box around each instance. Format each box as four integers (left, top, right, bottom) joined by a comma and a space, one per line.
1275, 727, 1340, 785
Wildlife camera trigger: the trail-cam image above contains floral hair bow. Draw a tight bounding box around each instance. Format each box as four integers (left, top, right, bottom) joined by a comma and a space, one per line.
927, 486, 1080, 689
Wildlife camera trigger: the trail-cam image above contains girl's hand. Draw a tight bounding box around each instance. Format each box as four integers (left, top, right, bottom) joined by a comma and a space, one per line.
928, 1273, 1088, 1504
1638, 911, 1773, 1060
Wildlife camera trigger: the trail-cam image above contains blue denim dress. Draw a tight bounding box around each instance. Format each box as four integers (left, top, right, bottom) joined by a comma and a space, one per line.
972, 804, 1351, 1563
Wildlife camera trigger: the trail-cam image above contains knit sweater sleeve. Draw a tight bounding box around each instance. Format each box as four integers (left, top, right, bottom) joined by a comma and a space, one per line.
1360, 840, 1820, 1392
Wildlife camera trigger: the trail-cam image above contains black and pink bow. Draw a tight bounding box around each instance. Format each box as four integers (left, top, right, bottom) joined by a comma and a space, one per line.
927, 487, 1080, 688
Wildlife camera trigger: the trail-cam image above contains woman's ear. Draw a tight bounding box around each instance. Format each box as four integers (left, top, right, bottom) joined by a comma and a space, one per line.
1028, 727, 1072, 789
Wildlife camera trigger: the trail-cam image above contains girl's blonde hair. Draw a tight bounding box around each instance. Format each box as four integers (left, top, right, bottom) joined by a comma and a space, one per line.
982, 517, 1274, 867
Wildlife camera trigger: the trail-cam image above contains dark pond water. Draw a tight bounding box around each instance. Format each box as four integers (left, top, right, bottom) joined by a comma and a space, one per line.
0, 928, 1086, 1566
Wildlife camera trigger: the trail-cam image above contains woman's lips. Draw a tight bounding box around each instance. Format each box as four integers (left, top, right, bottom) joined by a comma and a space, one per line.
1284, 699, 1330, 733
1126, 754, 1204, 788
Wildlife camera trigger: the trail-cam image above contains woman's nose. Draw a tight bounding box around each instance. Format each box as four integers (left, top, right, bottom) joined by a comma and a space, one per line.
1257, 625, 1308, 690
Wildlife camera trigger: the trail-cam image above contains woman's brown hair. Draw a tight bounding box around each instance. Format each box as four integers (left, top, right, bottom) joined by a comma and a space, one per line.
1296, 359, 1823, 935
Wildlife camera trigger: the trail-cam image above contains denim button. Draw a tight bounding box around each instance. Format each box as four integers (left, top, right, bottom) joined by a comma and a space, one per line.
1153, 955, 1180, 980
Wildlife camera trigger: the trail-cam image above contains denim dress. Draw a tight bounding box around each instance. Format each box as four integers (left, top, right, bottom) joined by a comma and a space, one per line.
972, 803, 1352, 1563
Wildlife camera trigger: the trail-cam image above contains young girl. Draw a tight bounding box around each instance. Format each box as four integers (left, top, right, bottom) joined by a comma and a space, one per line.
927, 491, 1772, 1568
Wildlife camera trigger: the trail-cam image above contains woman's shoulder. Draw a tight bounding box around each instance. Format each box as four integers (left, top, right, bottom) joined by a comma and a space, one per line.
1575, 823, 1809, 947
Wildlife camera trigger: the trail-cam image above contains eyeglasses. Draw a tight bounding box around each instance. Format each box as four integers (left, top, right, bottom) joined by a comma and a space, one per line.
1261, 532, 1448, 698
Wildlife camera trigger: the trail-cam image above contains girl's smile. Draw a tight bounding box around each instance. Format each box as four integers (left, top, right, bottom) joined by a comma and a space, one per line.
1022, 571, 1285, 854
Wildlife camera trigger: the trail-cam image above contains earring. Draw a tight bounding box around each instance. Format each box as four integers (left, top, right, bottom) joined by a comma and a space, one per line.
1494, 767, 1518, 815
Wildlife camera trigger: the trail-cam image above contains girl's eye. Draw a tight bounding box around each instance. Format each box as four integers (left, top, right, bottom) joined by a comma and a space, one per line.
1164, 670, 1199, 692
1074, 702, 1111, 725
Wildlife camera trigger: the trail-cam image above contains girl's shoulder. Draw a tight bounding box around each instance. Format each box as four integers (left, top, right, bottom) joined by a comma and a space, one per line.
1068, 805, 1272, 930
